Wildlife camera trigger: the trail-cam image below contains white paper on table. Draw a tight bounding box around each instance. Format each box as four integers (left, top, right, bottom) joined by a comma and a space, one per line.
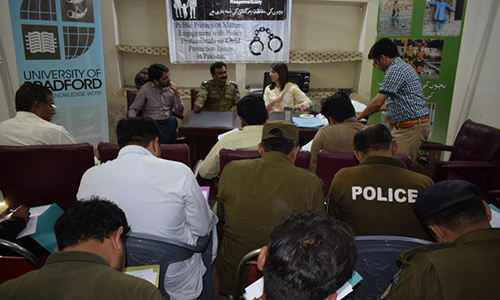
489, 204, 500, 228
244, 277, 264, 300
351, 99, 367, 113
336, 281, 355, 300
125, 267, 159, 287
16, 204, 51, 239
218, 128, 239, 140
301, 139, 313, 152
243, 275, 357, 300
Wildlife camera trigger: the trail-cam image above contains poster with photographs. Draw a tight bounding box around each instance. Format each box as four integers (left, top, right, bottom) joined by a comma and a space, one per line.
379, 0, 413, 36
392, 39, 444, 79
166, 0, 292, 63
423, 0, 465, 36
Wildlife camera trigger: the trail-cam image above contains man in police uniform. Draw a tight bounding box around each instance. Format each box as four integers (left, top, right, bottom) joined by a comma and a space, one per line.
381, 180, 500, 300
194, 62, 240, 112
216, 120, 325, 296
328, 124, 433, 240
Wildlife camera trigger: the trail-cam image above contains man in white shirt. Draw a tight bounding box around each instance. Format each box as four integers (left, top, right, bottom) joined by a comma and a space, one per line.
199, 95, 268, 179
77, 117, 217, 300
0, 82, 76, 145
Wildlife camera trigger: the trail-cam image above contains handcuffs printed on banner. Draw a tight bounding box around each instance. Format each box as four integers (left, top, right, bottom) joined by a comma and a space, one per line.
249, 27, 283, 56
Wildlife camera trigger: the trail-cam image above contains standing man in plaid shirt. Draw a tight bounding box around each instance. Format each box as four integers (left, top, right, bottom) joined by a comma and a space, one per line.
357, 38, 430, 160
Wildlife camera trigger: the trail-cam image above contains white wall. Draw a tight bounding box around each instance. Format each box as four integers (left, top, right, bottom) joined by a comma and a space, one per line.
447, 0, 500, 144
0, 1, 18, 122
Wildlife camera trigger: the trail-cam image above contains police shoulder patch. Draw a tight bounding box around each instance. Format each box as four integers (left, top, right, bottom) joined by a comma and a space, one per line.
392, 269, 403, 287
229, 80, 238, 87
201, 80, 210, 86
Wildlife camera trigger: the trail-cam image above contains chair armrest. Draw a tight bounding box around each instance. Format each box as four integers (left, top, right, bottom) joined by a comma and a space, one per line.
192, 159, 203, 177
420, 142, 453, 152
127, 232, 211, 252
437, 161, 497, 169
0, 239, 43, 268
173, 112, 184, 120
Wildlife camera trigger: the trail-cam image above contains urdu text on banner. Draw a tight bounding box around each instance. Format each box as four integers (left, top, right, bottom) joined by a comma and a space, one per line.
166, 0, 292, 63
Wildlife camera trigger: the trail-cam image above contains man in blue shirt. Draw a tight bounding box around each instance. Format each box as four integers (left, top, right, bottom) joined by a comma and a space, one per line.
357, 38, 429, 161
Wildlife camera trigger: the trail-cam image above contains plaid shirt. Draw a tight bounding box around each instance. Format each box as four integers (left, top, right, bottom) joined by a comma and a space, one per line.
128, 82, 184, 120
380, 57, 429, 124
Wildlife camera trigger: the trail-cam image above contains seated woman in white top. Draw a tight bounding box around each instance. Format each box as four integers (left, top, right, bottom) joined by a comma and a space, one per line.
264, 63, 313, 112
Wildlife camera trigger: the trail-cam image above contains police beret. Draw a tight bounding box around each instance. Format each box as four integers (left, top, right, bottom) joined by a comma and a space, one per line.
415, 180, 480, 218
262, 120, 299, 142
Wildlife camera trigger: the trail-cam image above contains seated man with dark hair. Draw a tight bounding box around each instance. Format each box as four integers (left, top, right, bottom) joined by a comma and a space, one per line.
309, 91, 366, 172
78, 117, 217, 300
216, 120, 325, 295
194, 62, 239, 112
257, 211, 357, 300
0, 82, 76, 145
199, 94, 268, 179
0, 198, 164, 300
128, 63, 184, 144
328, 124, 433, 240
381, 180, 500, 300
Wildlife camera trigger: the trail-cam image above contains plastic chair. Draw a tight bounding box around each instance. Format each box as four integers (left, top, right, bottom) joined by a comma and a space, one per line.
0, 143, 95, 210
0, 239, 43, 283
232, 248, 262, 300
125, 231, 213, 300
346, 235, 432, 300
98, 142, 191, 166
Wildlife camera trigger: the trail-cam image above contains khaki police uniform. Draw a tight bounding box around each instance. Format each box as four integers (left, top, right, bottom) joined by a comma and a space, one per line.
195, 80, 239, 111
382, 228, 500, 300
0, 251, 164, 300
216, 151, 325, 295
328, 156, 433, 240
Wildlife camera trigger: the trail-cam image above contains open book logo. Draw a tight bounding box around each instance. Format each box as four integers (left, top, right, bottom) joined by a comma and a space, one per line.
21, 25, 61, 60
25, 31, 58, 54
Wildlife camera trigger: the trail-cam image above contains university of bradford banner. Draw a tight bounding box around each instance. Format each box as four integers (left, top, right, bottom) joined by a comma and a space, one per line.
166, 0, 292, 63
9, 0, 109, 145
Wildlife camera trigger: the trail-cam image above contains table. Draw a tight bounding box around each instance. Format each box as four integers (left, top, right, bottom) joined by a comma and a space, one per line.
178, 110, 319, 165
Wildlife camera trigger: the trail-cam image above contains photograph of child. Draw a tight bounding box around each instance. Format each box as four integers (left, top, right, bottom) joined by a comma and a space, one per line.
422, 0, 466, 36
379, 0, 413, 36
392, 38, 444, 79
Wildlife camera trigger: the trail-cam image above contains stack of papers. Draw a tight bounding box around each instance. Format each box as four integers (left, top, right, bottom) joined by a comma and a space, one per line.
125, 265, 160, 287
489, 204, 500, 228
243, 271, 362, 300
292, 117, 324, 129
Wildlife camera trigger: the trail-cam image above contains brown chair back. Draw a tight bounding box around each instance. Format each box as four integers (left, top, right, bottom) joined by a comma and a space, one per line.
316, 151, 415, 197
0, 143, 95, 210
190, 88, 199, 110
126, 90, 140, 116
295, 151, 312, 169
98, 142, 190, 166
219, 149, 260, 176
448, 119, 500, 190
316, 151, 359, 197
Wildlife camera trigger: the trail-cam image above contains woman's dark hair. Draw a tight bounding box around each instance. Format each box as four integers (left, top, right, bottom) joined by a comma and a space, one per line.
269, 63, 290, 90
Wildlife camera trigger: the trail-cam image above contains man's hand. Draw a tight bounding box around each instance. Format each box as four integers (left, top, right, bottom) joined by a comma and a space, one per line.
10, 205, 30, 223
170, 81, 180, 98
295, 104, 308, 111
193, 103, 202, 113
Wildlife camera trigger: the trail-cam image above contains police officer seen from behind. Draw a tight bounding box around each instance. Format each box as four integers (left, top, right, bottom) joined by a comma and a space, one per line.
328, 124, 433, 240
194, 62, 240, 112
381, 180, 500, 300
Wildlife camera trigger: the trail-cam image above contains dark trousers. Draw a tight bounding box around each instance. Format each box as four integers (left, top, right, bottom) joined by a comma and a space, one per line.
156, 116, 178, 144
